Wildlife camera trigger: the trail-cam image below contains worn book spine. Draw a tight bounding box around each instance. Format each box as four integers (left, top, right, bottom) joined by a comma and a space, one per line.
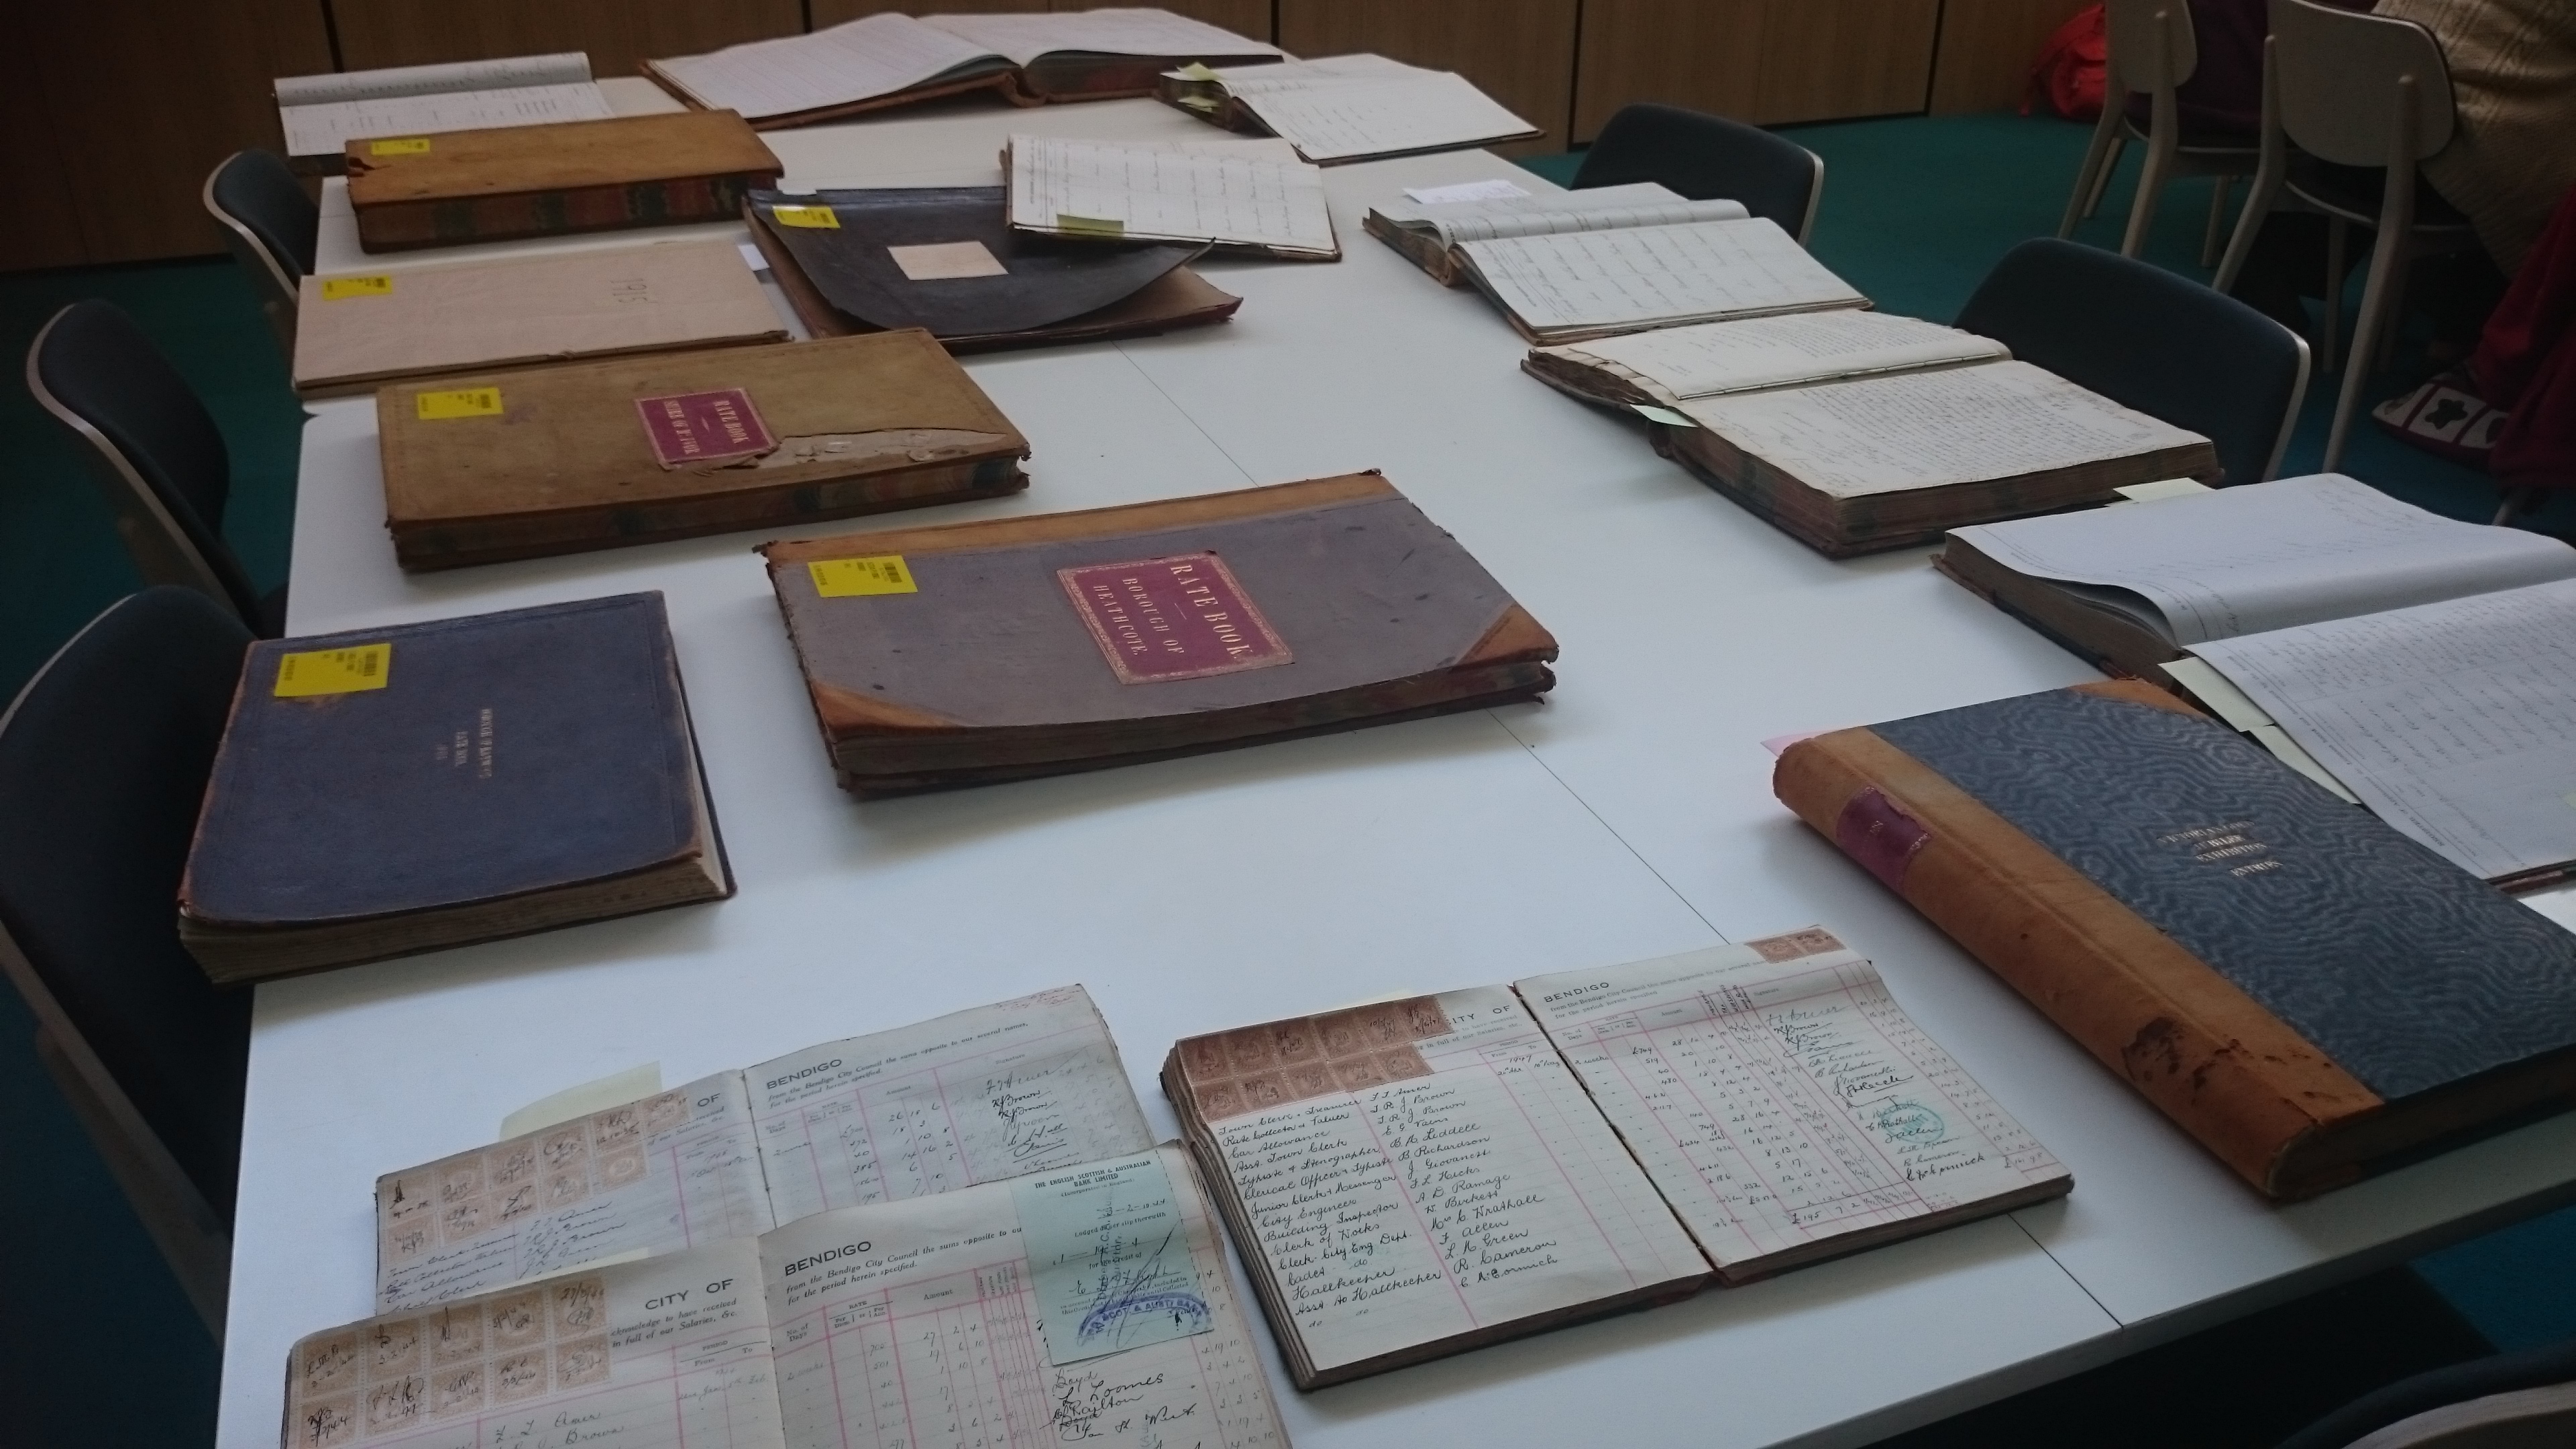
354, 174, 775, 251
645, 66, 1024, 130
1360, 214, 1470, 286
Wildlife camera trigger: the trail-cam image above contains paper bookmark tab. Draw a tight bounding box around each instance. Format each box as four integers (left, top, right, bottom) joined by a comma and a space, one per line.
321, 274, 392, 300
771, 204, 840, 229
1633, 404, 1694, 427
274, 643, 391, 698
808, 555, 916, 597
1055, 214, 1126, 237
416, 387, 502, 420
1012, 1151, 1212, 1366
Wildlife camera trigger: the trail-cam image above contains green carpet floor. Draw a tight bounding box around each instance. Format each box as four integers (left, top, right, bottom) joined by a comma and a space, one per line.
1, 111, 2569, 1448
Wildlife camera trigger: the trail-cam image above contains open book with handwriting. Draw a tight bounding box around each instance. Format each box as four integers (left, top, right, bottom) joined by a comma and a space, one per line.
1162, 928, 2069, 1387
1004, 135, 1338, 260
1161, 54, 1540, 164
285, 1145, 1289, 1449
372, 986, 1152, 1312
1523, 309, 2010, 408
1365, 182, 1748, 286
1454, 216, 1866, 344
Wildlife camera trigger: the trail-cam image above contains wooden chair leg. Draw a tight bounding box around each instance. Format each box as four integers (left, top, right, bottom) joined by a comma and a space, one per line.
2201, 174, 2235, 268
2321, 217, 2349, 372
2325, 217, 2409, 472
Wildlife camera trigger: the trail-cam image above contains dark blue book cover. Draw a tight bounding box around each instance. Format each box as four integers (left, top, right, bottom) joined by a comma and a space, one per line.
184, 592, 723, 926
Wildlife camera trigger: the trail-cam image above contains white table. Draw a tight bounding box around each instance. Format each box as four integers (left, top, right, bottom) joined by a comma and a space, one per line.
221, 98, 2576, 1449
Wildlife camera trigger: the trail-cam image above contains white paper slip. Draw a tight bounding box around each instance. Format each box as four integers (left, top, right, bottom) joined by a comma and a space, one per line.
1463, 216, 1864, 338
1012, 1152, 1212, 1364
1405, 176, 1532, 204
1006, 134, 1336, 256
1536, 311, 2009, 402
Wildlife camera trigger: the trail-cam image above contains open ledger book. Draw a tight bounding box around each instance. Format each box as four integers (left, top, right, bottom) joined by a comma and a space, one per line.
1525, 310, 2011, 407
1364, 182, 1750, 285
1161, 54, 1540, 164
647, 9, 1280, 127
372, 987, 1152, 1311
1941, 475, 2576, 885
275, 54, 614, 170
1163, 928, 2068, 1387
286, 1145, 1289, 1449
1452, 217, 1865, 344
1005, 135, 1338, 259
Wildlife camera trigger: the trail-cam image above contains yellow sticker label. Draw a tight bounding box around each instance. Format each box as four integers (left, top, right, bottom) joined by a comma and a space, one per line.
809, 555, 917, 597
320, 274, 392, 300
416, 387, 503, 421
1055, 214, 1126, 237
370, 137, 431, 156
1175, 62, 1222, 82
274, 643, 392, 697
771, 204, 841, 229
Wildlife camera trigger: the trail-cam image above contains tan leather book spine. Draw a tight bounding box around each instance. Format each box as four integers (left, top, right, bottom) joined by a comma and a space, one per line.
1773, 680, 2385, 1198
345, 112, 783, 252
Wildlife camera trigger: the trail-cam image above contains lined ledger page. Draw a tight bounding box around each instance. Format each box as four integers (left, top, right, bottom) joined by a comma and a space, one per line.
2190, 578, 2576, 881
1181, 990, 1707, 1375
761, 1145, 1285, 1449
1009, 136, 1334, 254
1519, 930, 2068, 1275
288, 1242, 782, 1449
1462, 217, 1865, 338
649, 13, 1000, 121
375, 1073, 773, 1311
1236, 66, 1538, 163
1375, 182, 1748, 246
1538, 311, 2008, 402
280, 84, 613, 157
1947, 474, 2576, 646
748, 985, 1155, 1224
1677, 360, 2205, 497
276, 53, 593, 106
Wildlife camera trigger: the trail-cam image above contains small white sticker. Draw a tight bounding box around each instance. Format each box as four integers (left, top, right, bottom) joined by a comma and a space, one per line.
737, 241, 769, 274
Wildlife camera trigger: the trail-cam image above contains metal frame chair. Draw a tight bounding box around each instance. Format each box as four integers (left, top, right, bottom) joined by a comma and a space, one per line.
201, 149, 316, 360
2212, 0, 2478, 470
1573, 103, 1826, 246
2059, 0, 2263, 263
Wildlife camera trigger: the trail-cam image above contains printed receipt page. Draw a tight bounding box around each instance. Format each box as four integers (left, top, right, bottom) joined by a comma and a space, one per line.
747, 984, 1154, 1224
1464, 217, 1863, 334
1517, 929, 2068, 1276
1010, 137, 1334, 253
1544, 311, 2008, 402
1197, 987, 1707, 1375
288, 1240, 782, 1449
1947, 474, 2576, 645
2190, 578, 2576, 881
376, 1074, 773, 1311
760, 1145, 1285, 1449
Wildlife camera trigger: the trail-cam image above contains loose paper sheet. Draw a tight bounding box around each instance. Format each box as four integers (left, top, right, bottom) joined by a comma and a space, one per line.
1945, 474, 2576, 646
1538, 311, 2008, 402
1404, 177, 1531, 205
280, 83, 614, 159
761, 1145, 1283, 1449
1676, 360, 2204, 498
1008, 135, 1334, 254
1012, 1152, 1211, 1364
650, 13, 998, 121
1463, 217, 1865, 337
887, 239, 1009, 280
2191, 578, 2576, 881
1517, 930, 2068, 1271
1377, 181, 1746, 248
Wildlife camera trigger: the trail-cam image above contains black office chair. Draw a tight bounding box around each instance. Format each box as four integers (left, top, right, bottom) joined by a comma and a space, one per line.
0, 587, 256, 1338
2277, 1336, 2576, 1447
202, 149, 317, 357
1572, 103, 1826, 245
27, 300, 286, 637
1954, 237, 2312, 487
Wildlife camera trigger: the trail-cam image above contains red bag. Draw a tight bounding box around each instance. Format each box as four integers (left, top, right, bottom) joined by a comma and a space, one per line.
2025, 4, 2108, 121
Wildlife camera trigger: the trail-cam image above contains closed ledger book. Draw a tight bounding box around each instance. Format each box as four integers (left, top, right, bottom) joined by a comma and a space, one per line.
760, 472, 1559, 795
344, 111, 782, 252
376, 329, 1029, 570
1365, 181, 1749, 286
179, 594, 730, 985
1164, 928, 2068, 1387
282, 1146, 1289, 1449
1774, 680, 2576, 1199
745, 186, 1242, 350
294, 239, 787, 398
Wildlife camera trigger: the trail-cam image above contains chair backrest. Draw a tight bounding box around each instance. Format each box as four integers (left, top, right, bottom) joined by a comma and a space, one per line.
201, 150, 316, 356
2278, 1337, 2576, 1449
0, 587, 254, 1226
1954, 237, 2310, 486
1572, 103, 1825, 245
2268, 0, 2454, 166
26, 301, 265, 629
2105, 0, 2201, 95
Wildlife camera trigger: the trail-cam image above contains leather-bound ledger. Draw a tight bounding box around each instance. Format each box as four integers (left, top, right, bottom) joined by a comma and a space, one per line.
1774, 680, 2576, 1199
376, 330, 1029, 570
759, 472, 1558, 795
178, 594, 731, 985
343, 111, 782, 252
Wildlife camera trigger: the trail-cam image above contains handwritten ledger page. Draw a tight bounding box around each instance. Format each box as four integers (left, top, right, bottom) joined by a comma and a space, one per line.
1228, 65, 1538, 163
761, 1144, 1286, 1449
1536, 311, 2009, 405
1519, 929, 2070, 1280
649, 14, 1000, 122
2190, 578, 2576, 881
1373, 182, 1747, 248
1678, 360, 2204, 498
1461, 217, 1865, 341
748, 984, 1155, 1223
1169, 991, 1708, 1385
290, 1241, 784, 1449
1008, 136, 1336, 256
377, 1075, 773, 1311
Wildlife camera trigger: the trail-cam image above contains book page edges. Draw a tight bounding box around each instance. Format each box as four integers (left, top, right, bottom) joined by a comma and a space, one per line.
1772, 679, 2382, 1199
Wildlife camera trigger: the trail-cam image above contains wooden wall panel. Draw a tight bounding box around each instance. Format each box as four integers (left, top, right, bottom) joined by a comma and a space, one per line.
814, 0, 1271, 38
19, 0, 333, 266
1126, 0, 1273, 39
1278, 0, 1580, 153
1574, 0, 1940, 140
1929, 0, 2092, 115
331, 0, 801, 79
0, 42, 85, 272
814, 0, 1048, 24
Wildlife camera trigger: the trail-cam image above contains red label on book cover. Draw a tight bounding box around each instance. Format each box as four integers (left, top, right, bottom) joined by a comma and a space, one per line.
1057, 552, 1293, 685
633, 388, 775, 469
1837, 786, 1933, 892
